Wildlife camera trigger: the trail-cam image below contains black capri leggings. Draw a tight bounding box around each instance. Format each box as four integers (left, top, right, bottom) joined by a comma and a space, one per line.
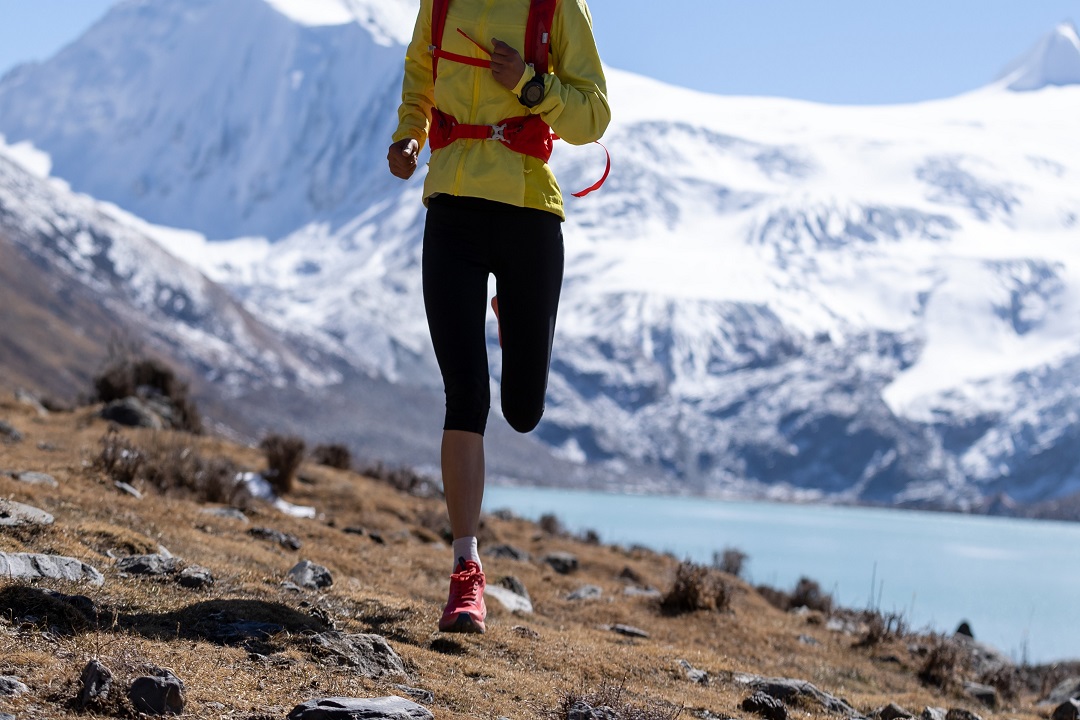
423, 194, 564, 436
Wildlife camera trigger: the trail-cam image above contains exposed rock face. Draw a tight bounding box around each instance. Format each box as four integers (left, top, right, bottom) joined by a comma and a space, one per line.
289, 560, 334, 589
307, 632, 406, 679
0, 499, 54, 526
733, 674, 858, 716
543, 552, 579, 574
0, 676, 29, 696
127, 670, 185, 716
78, 659, 114, 709
742, 691, 788, 720
287, 696, 434, 720
116, 554, 180, 576
0, 552, 104, 586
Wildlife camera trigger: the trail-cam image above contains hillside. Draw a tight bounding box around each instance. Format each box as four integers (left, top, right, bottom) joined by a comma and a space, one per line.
2, 387, 1078, 720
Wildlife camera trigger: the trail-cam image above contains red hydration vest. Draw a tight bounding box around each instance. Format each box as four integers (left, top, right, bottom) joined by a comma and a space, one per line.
426, 0, 609, 198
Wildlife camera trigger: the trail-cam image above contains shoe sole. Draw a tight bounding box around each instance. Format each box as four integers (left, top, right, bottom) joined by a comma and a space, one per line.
439, 612, 486, 634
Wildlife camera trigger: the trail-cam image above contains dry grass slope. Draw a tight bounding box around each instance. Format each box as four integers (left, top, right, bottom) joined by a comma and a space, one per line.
0, 390, 1067, 720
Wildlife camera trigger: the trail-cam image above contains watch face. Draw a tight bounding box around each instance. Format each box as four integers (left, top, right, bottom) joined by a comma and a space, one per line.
525, 80, 543, 104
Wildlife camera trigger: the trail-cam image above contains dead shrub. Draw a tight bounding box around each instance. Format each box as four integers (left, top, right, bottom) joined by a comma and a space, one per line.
260, 434, 306, 495
660, 561, 732, 615
978, 664, 1023, 702
92, 354, 201, 434
755, 584, 791, 612
93, 427, 144, 486
856, 609, 909, 647
539, 513, 564, 536
312, 443, 352, 470
713, 547, 748, 578
790, 577, 833, 614
918, 637, 969, 691
360, 462, 443, 499
551, 682, 681, 720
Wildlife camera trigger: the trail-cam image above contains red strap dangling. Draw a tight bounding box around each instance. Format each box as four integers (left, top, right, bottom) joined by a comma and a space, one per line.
571, 141, 611, 198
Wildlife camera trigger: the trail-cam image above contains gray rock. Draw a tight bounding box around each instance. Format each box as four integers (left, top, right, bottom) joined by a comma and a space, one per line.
920, 708, 947, 720
250, 527, 302, 550
116, 554, 179, 576
742, 691, 787, 720
798, 634, 820, 646
0, 552, 104, 586
497, 575, 530, 600
678, 659, 708, 684
128, 670, 185, 715
0, 421, 22, 443
877, 703, 913, 720
15, 471, 58, 487
115, 481, 143, 499
101, 397, 164, 429
568, 701, 617, 720
48, 591, 97, 617
1046, 678, 1080, 705
78, 659, 113, 709
543, 551, 579, 574
289, 560, 333, 589
733, 673, 857, 716
211, 620, 285, 644
484, 585, 533, 614
951, 634, 1013, 678
177, 565, 214, 589
954, 621, 974, 638
963, 681, 997, 709
623, 586, 662, 599
609, 624, 649, 638
486, 544, 530, 562
200, 507, 249, 522
392, 685, 434, 705
567, 584, 603, 601
287, 696, 434, 720
1054, 699, 1080, 720
0, 712, 15, 720
0, 676, 29, 696
0, 499, 54, 526
308, 632, 406, 678
945, 710, 983, 720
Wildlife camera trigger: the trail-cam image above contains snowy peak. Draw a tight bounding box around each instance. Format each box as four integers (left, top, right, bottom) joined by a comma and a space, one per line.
261, 0, 414, 44
999, 20, 1080, 91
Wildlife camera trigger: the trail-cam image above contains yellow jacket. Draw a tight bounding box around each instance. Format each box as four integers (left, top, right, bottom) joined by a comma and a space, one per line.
392, 0, 611, 220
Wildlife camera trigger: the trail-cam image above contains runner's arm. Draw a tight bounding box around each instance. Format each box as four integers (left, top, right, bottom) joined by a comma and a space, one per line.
393, 0, 436, 148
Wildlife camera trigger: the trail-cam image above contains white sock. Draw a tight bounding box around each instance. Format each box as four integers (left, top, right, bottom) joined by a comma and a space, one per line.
452, 536, 481, 572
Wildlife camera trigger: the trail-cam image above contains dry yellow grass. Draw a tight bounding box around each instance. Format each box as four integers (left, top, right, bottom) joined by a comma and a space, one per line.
0, 393, 1055, 720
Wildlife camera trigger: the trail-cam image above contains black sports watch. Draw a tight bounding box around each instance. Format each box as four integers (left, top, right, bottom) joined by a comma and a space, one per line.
518, 74, 546, 108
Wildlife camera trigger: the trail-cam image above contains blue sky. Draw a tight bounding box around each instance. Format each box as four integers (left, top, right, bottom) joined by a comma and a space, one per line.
0, 1, 1075, 104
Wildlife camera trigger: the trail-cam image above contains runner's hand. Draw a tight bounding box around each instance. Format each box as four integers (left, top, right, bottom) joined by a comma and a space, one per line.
387, 138, 419, 179
490, 38, 526, 91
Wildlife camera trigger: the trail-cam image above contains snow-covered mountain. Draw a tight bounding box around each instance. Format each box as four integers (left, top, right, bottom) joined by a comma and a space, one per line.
2, 0, 1080, 506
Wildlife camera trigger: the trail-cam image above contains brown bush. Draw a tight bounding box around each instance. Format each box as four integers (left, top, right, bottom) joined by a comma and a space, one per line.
714, 547, 748, 577
790, 577, 833, 614
918, 637, 969, 691
260, 434, 306, 495
539, 512, 564, 536
311, 443, 352, 470
660, 561, 731, 615
360, 461, 443, 499
551, 683, 680, 720
856, 609, 909, 647
93, 427, 144, 486
92, 354, 202, 433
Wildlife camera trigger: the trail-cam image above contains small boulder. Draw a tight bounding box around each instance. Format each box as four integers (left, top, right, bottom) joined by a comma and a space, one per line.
0, 676, 29, 696
15, 471, 58, 487
1053, 699, 1080, 720
288, 696, 434, 720
609, 624, 649, 639
623, 586, 662, 599
0, 421, 22, 443
1046, 678, 1080, 705
878, 703, 913, 720
100, 397, 164, 429
78, 659, 113, 709
116, 554, 179, 576
393, 685, 434, 705
963, 681, 997, 709
543, 551, 578, 574
954, 621, 974, 638
742, 691, 787, 720
568, 701, 618, 720
200, 507, 249, 523
0, 499, 54, 527
567, 584, 603, 601
497, 576, 530, 600
678, 659, 708, 684
115, 481, 143, 499
128, 670, 185, 715
921, 708, 947, 720
308, 632, 406, 679
733, 674, 856, 716
0, 552, 104, 586
486, 544, 530, 562
251, 527, 303, 550
177, 565, 214, 589
289, 560, 333, 589
945, 709, 984, 720
484, 585, 533, 614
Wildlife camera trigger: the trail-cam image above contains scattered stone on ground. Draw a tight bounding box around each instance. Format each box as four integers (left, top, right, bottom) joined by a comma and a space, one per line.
1046, 679, 1080, 705
484, 584, 533, 613
1054, 699, 1080, 720
877, 703, 913, 720
116, 554, 180, 576
0, 676, 29, 696
307, 632, 406, 678
567, 700, 619, 720
678, 658, 708, 684
250, 527, 303, 550
0, 499, 54, 527
114, 481, 143, 499
177, 565, 214, 589
733, 674, 857, 716
742, 691, 788, 720
13, 471, 58, 487
566, 584, 603, 601
623, 585, 661, 598
100, 397, 165, 429
14, 389, 48, 415
617, 566, 643, 583
605, 623, 649, 639
950, 634, 1013, 677
0, 552, 105, 586
289, 560, 334, 589
963, 681, 998, 709
0, 712, 15, 720
393, 685, 435, 704
287, 696, 434, 720
0, 420, 22, 443
199, 507, 249, 522
511, 625, 540, 639
543, 551, 578, 574
921, 707, 947, 720
945, 709, 984, 720
798, 634, 820, 646
77, 659, 114, 709
128, 669, 185, 716
497, 575, 530, 600
486, 544, 530, 562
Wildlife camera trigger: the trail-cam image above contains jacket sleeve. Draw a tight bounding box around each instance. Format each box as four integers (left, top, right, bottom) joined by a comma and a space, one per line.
392, 0, 435, 148
531, 0, 611, 145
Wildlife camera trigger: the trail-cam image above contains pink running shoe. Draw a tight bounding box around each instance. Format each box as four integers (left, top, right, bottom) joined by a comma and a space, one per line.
439, 560, 487, 634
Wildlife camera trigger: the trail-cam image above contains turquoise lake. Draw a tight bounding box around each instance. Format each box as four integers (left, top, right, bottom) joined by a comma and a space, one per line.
483, 485, 1080, 664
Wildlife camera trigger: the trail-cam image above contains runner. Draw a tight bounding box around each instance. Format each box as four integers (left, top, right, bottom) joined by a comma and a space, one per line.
388, 0, 610, 633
